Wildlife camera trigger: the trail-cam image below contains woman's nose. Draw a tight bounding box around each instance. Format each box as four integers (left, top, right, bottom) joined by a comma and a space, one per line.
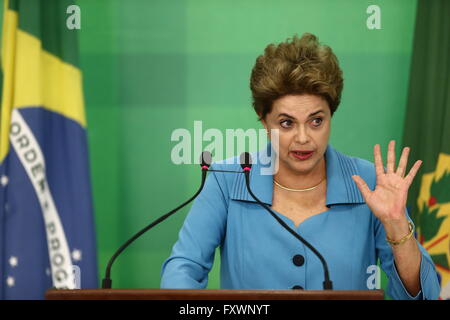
295, 125, 310, 144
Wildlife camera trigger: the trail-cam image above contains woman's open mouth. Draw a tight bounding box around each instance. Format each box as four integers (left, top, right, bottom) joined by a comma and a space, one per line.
291, 150, 314, 160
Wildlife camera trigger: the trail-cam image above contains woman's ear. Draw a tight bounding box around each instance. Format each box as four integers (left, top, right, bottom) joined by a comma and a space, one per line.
260, 118, 270, 140
260, 118, 266, 129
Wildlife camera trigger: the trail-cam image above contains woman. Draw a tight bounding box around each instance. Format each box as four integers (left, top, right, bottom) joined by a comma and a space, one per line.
160, 33, 440, 299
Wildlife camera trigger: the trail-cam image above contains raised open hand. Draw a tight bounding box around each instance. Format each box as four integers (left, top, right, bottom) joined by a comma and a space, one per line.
351, 140, 422, 224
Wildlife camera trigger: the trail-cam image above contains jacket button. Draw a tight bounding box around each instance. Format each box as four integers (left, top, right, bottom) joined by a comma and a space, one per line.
292, 254, 305, 267
292, 285, 304, 290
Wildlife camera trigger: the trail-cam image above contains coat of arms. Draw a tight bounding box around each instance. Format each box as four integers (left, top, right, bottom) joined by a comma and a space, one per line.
416, 153, 450, 299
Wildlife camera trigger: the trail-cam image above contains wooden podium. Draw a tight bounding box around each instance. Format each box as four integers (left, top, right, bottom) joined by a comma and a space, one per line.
45, 289, 384, 300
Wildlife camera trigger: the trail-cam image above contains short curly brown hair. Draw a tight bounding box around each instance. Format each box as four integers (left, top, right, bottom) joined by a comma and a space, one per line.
250, 33, 343, 120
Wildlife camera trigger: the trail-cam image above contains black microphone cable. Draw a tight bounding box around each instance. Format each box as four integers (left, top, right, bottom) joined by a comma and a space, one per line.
239, 152, 333, 290
101, 152, 212, 289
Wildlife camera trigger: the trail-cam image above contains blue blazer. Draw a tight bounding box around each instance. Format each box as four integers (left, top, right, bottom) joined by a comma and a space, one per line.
160, 144, 441, 299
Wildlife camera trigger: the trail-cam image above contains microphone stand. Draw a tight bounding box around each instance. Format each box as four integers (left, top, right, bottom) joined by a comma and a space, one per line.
101, 167, 209, 289
101, 151, 333, 290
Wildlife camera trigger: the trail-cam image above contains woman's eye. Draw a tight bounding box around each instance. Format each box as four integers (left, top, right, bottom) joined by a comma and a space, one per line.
280, 119, 293, 128
311, 118, 323, 127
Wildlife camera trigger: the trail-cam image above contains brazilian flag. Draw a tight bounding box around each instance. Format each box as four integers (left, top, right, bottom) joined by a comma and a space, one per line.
402, 0, 450, 300
0, 0, 97, 299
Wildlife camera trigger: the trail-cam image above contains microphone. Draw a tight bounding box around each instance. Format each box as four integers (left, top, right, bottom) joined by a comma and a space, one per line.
239, 152, 333, 290
101, 151, 212, 289
201, 149, 212, 169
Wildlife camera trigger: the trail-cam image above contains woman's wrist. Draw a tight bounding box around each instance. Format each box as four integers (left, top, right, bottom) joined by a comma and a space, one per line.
386, 221, 414, 246
382, 216, 411, 241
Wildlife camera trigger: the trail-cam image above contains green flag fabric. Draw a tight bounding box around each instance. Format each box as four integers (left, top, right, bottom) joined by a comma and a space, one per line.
402, 0, 450, 300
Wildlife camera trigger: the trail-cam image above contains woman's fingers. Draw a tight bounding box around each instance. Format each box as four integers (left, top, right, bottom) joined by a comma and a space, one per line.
373, 142, 420, 187
374, 144, 385, 177
405, 160, 423, 186
396, 147, 410, 177
352, 175, 372, 201
387, 140, 396, 174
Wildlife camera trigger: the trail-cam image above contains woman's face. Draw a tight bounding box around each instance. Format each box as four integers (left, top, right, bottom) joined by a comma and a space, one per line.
261, 94, 331, 175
